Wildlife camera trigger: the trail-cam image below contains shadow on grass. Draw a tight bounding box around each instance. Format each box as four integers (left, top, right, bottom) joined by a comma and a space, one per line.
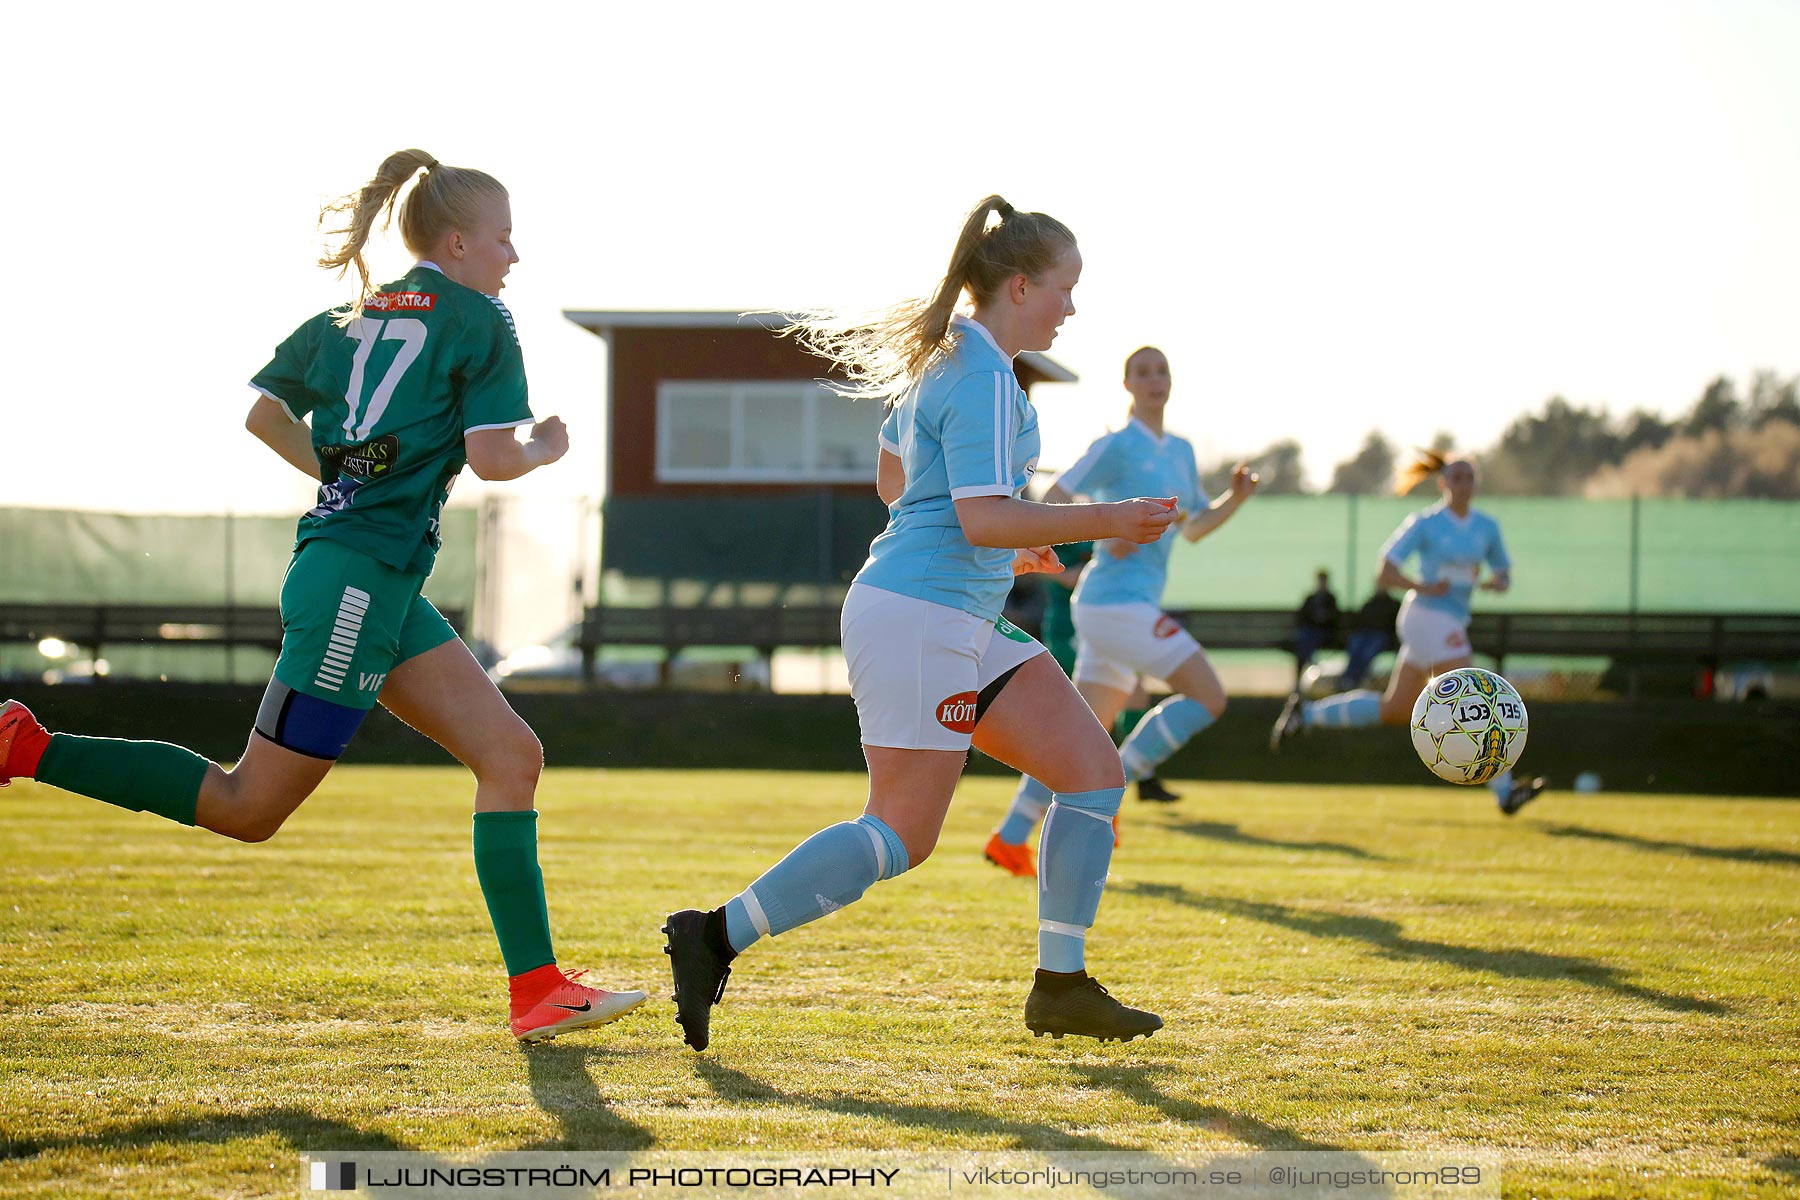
1161, 820, 1386, 861
1543, 824, 1800, 868
695, 1059, 1128, 1150
1116, 881, 1728, 1016
1064, 1062, 1341, 1151
0, 1045, 652, 1169
0, 1108, 410, 1161
1765, 1157, 1800, 1182
518, 1041, 655, 1150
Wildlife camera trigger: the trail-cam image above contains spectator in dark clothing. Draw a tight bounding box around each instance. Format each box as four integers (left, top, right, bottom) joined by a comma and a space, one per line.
1293, 570, 1340, 681
1342, 588, 1402, 688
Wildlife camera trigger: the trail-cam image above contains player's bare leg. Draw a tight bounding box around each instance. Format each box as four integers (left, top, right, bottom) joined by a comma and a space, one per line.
381, 639, 645, 1041
193, 736, 335, 842
975, 654, 1162, 1042
1118, 649, 1224, 799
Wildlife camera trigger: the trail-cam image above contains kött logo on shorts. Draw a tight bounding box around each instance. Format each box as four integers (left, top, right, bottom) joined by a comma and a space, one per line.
936, 692, 978, 733
1153, 614, 1180, 639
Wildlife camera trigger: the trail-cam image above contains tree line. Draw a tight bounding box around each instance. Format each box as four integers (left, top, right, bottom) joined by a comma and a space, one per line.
1206, 370, 1800, 498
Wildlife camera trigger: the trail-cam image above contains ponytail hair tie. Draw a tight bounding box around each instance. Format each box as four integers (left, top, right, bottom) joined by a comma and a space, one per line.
995, 200, 1015, 220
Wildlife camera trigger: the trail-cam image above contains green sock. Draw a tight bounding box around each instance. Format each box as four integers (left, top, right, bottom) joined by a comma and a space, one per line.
35, 733, 207, 826
473, 811, 556, 976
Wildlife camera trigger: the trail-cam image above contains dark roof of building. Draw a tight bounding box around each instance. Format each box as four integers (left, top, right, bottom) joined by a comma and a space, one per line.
564, 309, 1079, 384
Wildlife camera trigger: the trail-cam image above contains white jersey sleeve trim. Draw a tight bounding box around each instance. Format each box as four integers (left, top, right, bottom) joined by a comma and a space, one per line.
250, 385, 301, 424
1378, 511, 1421, 562
878, 434, 902, 456
1057, 431, 1115, 496
950, 484, 1016, 500
464, 418, 535, 434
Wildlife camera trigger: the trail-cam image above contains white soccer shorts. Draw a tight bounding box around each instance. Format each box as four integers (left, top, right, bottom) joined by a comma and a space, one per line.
1069, 601, 1202, 693
841, 583, 1045, 751
1395, 594, 1473, 670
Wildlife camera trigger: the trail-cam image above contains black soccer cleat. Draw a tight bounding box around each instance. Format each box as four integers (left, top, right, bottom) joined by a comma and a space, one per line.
662, 909, 732, 1051
1024, 970, 1163, 1043
1498, 776, 1547, 816
1135, 775, 1182, 804
1269, 690, 1306, 752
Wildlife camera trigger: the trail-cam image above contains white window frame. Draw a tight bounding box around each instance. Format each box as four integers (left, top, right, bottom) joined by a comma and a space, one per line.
655, 380, 879, 483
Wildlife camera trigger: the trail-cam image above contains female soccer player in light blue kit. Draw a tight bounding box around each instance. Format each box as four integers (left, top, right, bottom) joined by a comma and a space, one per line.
661, 197, 1180, 1049
985, 347, 1257, 877
1271, 451, 1545, 814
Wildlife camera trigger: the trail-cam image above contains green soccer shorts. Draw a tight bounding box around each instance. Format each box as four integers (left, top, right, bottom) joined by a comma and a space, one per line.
271, 537, 458, 711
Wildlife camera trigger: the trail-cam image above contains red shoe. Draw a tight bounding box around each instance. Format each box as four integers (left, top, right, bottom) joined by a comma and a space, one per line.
983, 832, 1036, 878
0, 701, 51, 787
1112, 815, 1121, 848
509, 965, 646, 1043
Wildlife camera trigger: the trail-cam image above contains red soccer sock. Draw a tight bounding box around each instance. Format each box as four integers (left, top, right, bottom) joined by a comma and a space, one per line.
507, 962, 565, 1009
3, 718, 51, 779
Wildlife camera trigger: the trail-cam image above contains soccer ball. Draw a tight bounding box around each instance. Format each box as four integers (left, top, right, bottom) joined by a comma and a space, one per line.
1409, 667, 1529, 785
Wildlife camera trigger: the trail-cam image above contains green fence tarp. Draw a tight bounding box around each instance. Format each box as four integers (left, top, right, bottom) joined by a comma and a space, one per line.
0, 506, 477, 607
1163, 496, 1800, 613
0, 507, 478, 683
593, 495, 1800, 614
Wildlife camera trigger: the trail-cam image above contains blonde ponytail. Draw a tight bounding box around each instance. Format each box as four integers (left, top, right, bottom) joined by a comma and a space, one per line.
318, 148, 508, 322
1394, 447, 1450, 496
785, 195, 1076, 401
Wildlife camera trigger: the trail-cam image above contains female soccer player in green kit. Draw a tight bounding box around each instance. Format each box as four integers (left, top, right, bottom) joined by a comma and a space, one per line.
0, 149, 645, 1042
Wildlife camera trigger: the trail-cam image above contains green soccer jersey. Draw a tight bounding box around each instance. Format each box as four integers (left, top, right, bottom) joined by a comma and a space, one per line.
249, 263, 532, 575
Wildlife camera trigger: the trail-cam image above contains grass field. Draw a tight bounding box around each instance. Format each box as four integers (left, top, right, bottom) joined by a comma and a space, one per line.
1, 768, 1797, 1198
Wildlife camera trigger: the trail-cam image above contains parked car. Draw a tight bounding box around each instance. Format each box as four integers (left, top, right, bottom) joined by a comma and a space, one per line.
1713, 661, 1800, 702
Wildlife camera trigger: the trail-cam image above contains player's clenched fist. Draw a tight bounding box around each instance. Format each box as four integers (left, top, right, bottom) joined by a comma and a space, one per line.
1011, 545, 1063, 575
1109, 496, 1179, 544
527, 416, 570, 467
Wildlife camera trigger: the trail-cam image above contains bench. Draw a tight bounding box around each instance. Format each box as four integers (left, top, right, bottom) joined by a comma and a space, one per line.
0, 603, 466, 659
574, 603, 1800, 674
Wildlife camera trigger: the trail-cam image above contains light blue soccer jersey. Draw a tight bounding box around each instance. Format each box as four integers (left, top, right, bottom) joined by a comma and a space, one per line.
856, 315, 1040, 620
1060, 418, 1204, 608
1380, 502, 1511, 624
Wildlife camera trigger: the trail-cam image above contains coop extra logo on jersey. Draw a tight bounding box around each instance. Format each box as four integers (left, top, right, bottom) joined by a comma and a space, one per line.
1153, 614, 1181, 639
936, 691, 979, 734
320, 434, 400, 480
364, 291, 436, 312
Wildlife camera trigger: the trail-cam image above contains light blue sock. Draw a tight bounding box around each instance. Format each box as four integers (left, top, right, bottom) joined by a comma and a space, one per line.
723, 813, 909, 953
1037, 786, 1124, 972
1118, 697, 1216, 782
1487, 769, 1514, 800
996, 775, 1052, 845
1304, 689, 1382, 729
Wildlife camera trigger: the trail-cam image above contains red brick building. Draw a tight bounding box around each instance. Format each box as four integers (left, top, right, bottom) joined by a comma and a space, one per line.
562, 310, 1075, 596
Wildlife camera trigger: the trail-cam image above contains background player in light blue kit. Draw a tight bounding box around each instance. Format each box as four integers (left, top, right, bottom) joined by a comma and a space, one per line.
985, 347, 1257, 876
661, 197, 1180, 1050
1272, 450, 1545, 814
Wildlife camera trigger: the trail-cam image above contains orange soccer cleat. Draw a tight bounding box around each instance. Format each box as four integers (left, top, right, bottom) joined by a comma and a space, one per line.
0, 701, 51, 787
983, 832, 1037, 878
509, 965, 646, 1043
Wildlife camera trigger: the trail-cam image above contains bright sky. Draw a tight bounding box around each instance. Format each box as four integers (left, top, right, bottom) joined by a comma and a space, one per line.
5, 0, 1797, 517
